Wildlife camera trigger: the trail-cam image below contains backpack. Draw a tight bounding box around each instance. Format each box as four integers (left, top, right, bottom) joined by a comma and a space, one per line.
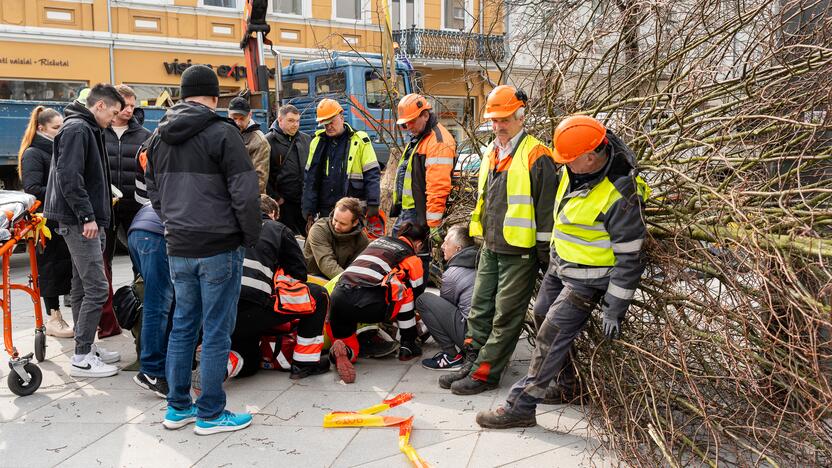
113, 284, 142, 330
273, 268, 316, 315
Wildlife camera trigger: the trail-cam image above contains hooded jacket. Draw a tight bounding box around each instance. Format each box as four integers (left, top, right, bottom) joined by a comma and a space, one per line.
303, 216, 369, 279
265, 123, 310, 204
440, 245, 478, 318
143, 101, 261, 257
240, 120, 270, 194
44, 101, 113, 227
104, 111, 152, 219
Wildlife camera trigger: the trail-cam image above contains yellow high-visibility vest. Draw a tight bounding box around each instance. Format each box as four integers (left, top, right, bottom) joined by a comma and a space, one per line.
469, 135, 541, 248
552, 167, 650, 266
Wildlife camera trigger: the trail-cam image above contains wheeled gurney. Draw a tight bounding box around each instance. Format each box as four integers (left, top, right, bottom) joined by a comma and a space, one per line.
0, 190, 50, 396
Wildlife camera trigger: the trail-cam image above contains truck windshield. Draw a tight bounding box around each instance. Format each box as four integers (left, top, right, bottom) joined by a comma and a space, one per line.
283, 78, 309, 99
316, 72, 346, 95
365, 71, 406, 109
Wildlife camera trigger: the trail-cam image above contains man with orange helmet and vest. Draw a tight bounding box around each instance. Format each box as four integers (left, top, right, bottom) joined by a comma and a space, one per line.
476, 115, 650, 429
439, 85, 558, 395
302, 99, 381, 234
327, 222, 428, 383
391, 93, 456, 276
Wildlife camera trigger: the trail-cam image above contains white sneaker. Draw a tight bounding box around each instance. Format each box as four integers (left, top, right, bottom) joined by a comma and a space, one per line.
91, 343, 121, 364
70, 352, 119, 378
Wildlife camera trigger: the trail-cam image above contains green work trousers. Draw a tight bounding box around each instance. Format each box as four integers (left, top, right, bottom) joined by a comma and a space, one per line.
465, 248, 538, 385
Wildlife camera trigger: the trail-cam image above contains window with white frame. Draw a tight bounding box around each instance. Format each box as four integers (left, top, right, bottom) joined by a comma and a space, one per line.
272, 0, 302, 15
202, 0, 238, 8
442, 0, 465, 30
335, 0, 361, 20
391, 0, 416, 29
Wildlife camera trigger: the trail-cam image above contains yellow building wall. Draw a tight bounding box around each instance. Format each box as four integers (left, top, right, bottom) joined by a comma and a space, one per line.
0, 40, 110, 85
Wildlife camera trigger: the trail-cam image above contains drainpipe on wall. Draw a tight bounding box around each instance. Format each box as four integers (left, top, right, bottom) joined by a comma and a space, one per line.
479, 0, 483, 34
107, 0, 115, 84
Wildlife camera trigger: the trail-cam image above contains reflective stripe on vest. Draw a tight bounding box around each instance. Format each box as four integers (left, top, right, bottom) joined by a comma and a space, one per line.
306, 126, 376, 182
469, 135, 540, 248
401, 141, 417, 209
552, 167, 650, 266
273, 268, 316, 315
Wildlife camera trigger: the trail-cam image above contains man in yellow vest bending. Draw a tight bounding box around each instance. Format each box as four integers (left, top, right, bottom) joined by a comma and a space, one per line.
476, 115, 650, 429
438, 85, 557, 395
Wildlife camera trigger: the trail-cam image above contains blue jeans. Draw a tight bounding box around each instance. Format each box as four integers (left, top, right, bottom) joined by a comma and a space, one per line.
166, 247, 244, 419
128, 230, 174, 378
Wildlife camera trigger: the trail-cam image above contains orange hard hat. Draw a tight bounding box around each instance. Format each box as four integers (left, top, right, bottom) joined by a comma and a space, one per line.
316, 98, 344, 123
483, 85, 527, 119
552, 115, 607, 164
396, 93, 432, 125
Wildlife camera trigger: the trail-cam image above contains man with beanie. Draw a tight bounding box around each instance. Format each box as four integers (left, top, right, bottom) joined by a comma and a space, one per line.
45, 83, 125, 379
143, 64, 261, 435
228, 96, 270, 194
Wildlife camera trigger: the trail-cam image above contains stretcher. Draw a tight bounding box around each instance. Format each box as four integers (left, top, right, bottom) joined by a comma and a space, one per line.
0, 190, 49, 396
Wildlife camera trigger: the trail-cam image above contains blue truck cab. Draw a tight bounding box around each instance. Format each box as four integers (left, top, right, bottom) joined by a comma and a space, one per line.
280, 53, 413, 167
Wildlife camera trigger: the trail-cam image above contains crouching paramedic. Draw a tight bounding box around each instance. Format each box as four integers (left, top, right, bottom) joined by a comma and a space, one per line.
231, 195, 330, 380
476, 115, 650, 429
327, 223, 428, 383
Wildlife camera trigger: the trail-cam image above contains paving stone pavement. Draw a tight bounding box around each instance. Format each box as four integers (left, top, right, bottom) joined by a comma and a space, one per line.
0, 253, 617, 467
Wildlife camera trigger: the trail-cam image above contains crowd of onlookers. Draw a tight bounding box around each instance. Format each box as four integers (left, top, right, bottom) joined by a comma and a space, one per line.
16, 64, 648, 435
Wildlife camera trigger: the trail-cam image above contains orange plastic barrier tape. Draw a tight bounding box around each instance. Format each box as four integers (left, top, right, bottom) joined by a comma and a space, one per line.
358, 392, 413, 414
323, 393, 432, 467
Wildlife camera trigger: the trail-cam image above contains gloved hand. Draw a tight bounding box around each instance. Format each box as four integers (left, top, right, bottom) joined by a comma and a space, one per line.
430, 227, 442, 244
305, 215, 315, 235
366, 205, 380, 219
602, 316, 621, 340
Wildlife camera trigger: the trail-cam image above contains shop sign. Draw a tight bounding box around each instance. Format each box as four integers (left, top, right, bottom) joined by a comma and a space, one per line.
0, 56, 70, 67
163, 58, 275, 81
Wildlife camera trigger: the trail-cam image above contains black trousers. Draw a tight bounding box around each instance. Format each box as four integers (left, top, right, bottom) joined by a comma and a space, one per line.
330, 285, 417, 342
231, 283, 328, 377
279, 200, 306, 236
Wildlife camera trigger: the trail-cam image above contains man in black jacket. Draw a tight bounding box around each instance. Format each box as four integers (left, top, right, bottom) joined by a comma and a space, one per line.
99, 85, 152, 339
105, 84, 151, 239
44, 83, 125, 379
265, 104, 310, 235
229, 195, 329, 379
144, 65, 261, 435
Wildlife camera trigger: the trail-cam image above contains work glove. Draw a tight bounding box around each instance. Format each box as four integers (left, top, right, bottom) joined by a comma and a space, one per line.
305, 215, 315, 235
430, 227, 443, 244
366, 205, 380, 219
602, 316, 621, 341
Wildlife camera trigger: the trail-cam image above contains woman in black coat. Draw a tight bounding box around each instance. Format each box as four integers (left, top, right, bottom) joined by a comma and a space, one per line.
18, 106, 74, 338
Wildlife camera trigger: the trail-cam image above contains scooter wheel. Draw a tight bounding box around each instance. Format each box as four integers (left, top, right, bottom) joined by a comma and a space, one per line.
7, 363, 42, 396
35, 331, 47, 362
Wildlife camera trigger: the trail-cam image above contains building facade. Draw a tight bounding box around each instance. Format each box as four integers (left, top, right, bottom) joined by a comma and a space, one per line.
0, 0, 506, 141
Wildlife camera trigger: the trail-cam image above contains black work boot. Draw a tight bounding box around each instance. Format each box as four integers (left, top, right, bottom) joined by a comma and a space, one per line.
476, 406, 536, 429
290, 358, 330, 380
438, 345, 477, 389
451, 375, 498, 395
541, 384, 587, 405
398, 340, 422, 361
358, 331, 399, 358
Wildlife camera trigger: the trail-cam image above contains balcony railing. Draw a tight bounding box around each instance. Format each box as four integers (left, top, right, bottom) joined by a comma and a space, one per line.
393, 28, 506, 63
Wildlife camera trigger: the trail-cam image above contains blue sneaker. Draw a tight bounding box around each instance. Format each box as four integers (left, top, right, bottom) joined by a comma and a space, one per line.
163, 404, 198, 430
194, 410, 252, 435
